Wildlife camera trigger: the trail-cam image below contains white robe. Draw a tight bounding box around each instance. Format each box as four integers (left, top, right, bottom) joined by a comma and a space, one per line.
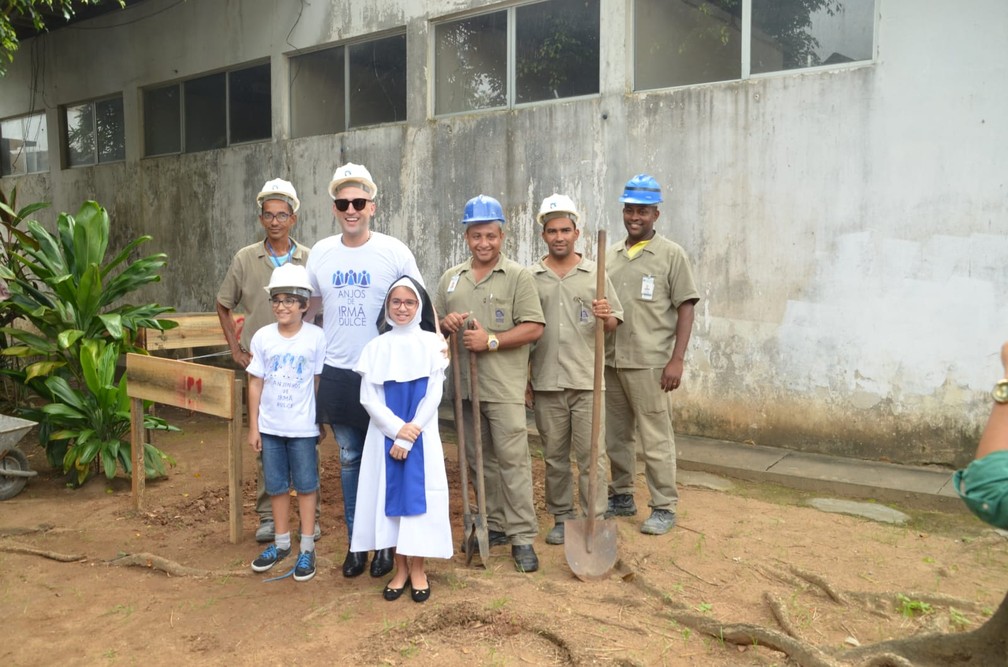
350, 279, 453, 559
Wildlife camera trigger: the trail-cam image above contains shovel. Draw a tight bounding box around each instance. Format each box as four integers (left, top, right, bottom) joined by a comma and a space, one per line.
450, 333, 481, 566
565, 229, 619, 581
466, 325, 492, 566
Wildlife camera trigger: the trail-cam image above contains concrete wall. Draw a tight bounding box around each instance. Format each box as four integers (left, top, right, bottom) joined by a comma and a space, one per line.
2, 0, 1006, 466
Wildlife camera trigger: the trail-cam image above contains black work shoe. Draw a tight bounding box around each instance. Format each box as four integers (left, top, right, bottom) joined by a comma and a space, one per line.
511, 544, 539, 573
545, 522, 565, 545
489, 529, 509, 546
342, 550, 367, 578
370, 547, 395, 578
605, 493, 637, 518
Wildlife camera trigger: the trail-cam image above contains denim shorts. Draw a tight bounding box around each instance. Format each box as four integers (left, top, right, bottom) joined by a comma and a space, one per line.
261, 434, 319, 496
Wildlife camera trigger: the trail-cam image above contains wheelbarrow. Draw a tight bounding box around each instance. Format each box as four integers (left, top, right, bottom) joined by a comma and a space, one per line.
0, 414, 38, 500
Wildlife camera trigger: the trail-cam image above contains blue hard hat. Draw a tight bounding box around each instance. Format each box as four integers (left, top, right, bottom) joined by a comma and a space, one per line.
460, 194, 505, 225
619, 174, 663, 205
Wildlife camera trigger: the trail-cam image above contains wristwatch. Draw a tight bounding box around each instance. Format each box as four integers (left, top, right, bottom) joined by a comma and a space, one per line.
487, 334, 500, 352
993, 379, 1008, 404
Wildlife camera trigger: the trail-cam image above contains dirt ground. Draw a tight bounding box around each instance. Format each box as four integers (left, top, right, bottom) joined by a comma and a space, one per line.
2, 407, 1006, 667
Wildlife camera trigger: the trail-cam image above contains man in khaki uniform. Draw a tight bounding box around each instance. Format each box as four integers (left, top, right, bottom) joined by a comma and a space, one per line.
216, 178, 318, 543
436, 194, 545, 572
527, 194, 623, 546
605, 174, 699, 535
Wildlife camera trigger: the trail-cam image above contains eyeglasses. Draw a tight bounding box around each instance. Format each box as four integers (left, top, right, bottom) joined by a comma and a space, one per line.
389, 298, 419, 310
334, 198, 372, 212
270, 297, 300, 307
261, 211, 292, 223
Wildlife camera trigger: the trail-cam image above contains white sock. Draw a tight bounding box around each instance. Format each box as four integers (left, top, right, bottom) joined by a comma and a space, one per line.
300, 533, 315, 553
276, 532, 291, 551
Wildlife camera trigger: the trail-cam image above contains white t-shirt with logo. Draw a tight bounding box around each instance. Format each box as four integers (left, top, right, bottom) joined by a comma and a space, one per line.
247, 322, 327, 437
306, 232, 423, 369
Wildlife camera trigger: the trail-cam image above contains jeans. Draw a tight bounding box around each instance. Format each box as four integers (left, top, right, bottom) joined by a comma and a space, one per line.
330, 423, 366, 542
260, 434, 319, 496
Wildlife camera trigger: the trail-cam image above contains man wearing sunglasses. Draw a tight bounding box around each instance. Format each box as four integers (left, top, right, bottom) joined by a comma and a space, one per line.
217, 178, 318, 544
306, 162, 424, 580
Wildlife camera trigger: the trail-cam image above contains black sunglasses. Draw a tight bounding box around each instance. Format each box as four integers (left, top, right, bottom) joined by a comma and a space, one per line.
334, 198, 372, 212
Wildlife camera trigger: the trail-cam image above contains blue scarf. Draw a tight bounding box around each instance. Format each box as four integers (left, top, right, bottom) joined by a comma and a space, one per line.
383, 377, 428, 516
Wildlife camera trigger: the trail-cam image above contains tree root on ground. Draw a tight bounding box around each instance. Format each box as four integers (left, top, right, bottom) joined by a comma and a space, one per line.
2, 538, 250, 578
629, 567, 1008, 667
0, 524, 54, 538
0, 541, 85, 562
107, 552, 250, 578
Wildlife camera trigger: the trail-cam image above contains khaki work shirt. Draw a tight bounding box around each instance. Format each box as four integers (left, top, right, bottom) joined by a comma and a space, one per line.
216, 239, 310, 349
529, 255, 623, 391
435, 254, 545, 404
605, 233, 698, 369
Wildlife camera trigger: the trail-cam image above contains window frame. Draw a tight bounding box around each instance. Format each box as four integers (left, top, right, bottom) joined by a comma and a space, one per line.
61, 94, 126, 168
0, 111, 49, 177
632, 0, 878, 93
432, 0, 602, 118
142, 60, 272, 158
288, 29, 408, 139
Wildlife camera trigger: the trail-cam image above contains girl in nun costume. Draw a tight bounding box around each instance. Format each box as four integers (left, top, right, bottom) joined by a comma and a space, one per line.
352, 276, 453, 602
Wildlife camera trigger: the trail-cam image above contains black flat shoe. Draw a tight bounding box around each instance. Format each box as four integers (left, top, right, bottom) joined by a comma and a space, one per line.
383, 580, 407, 601
370, 547, 395, 578
342, 550, 367, 578
410, 578, 430, 603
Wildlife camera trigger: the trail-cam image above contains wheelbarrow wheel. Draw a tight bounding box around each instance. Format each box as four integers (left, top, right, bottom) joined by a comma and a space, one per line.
0, 447, 30, 500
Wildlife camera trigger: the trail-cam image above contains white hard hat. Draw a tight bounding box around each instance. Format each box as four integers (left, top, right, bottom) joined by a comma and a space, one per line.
257, 178, 300, 213
536, 193, 580, 225
263, 263, 314, 299
328, 163, 378, 200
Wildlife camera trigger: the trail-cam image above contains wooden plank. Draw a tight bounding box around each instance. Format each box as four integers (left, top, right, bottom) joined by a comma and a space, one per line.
130, 397, 145, 510
126, 353, 235, 419
227, 378, 243, 544
142, 312, 242, 352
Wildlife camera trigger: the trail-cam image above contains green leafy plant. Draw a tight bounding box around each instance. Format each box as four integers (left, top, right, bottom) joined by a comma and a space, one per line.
896, 594, 933, 618
0, 199, 177, 484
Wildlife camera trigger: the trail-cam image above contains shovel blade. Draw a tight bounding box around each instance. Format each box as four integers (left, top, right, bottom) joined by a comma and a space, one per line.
473, 514, 490, 565
564, 518, 619, 581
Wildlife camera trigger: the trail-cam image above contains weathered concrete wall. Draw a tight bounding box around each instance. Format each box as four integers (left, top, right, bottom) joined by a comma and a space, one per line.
2, 0, 1006, 466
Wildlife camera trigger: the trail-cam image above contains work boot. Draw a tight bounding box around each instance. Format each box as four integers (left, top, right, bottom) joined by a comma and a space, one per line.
640, 509, 677, 535
489, 529, 509, 546
370, 547, 395, 577
342, 550, 367, 577
545, 521, 565, 545
511, 544, 539, 573
255, 518, 275, 543
605, 493, 637, 518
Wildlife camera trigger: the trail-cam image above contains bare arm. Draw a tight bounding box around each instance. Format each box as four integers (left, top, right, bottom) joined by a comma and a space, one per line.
976, 342, 1008, 460
661, 300, 696, 392
216, 301, 250, 368
247, 375, 264, 451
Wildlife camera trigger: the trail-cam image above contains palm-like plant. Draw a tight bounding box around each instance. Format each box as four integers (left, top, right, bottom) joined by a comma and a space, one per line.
0, 200, 178, 484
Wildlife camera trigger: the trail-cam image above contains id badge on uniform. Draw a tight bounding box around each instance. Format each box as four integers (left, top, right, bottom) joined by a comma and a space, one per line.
579, 305, 591, 323
495, 307, 505, 326
641, 275, 655, 300
447, 274, 460, 293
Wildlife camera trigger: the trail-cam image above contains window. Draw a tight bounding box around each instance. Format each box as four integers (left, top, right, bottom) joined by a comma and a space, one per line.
290, 33, 407, 138
435, 0, 600, 115
1, 112, 48, 176
64, 96, 125, 167
634, 0, 875, 91
143, 63, 271, 156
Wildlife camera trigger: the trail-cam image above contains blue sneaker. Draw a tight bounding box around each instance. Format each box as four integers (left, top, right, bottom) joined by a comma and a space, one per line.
294, 550, 316, 582
251, 544, 291, 572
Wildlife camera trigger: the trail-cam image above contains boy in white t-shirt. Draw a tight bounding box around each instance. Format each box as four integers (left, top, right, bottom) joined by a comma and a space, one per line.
247, 264, 327, 581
